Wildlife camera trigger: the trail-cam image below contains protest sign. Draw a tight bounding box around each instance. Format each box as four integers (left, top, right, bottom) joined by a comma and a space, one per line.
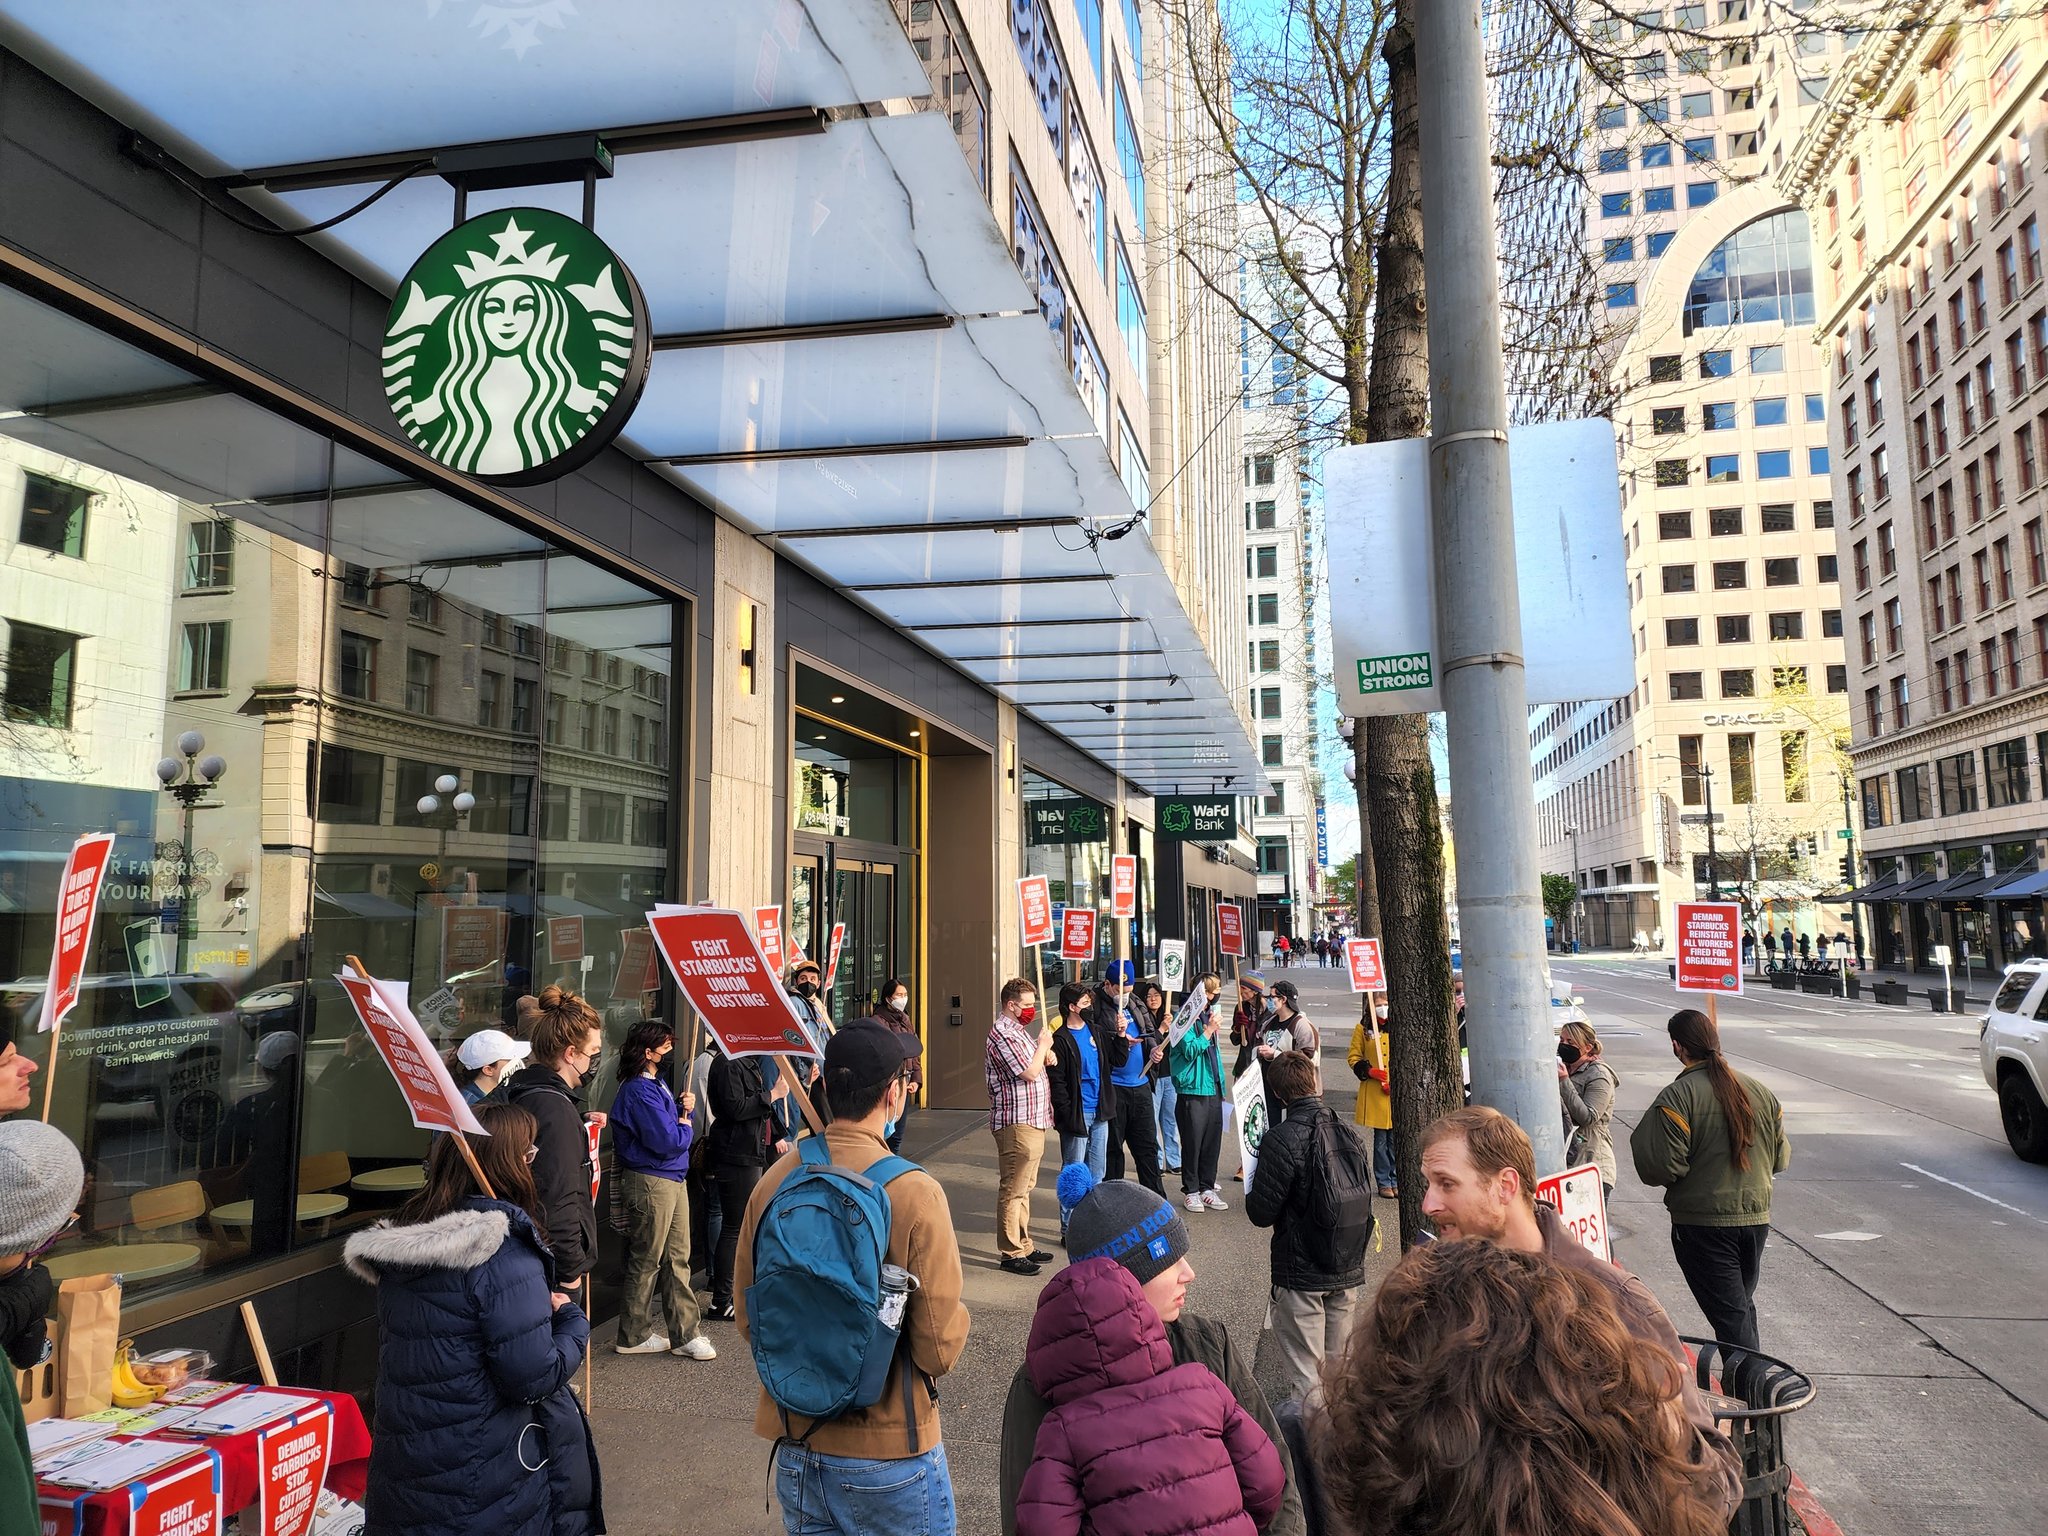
824, 922, 847, 991
1110, 855, 1138, 920
1060, 906, 1097, 962
754, 906, 785, 977
646, 907, 821, 1059
1675, 902, 1743, 996
1217, 903, 1245, 959
132, 1450, 222, 1536
547, 915, 585, 965
610, 927, 659, 1002
1534, 1164, 1612, 1262
1345, 937, 1385, 992
335, 968, 485, 1137
257, 1400, 333, 1536
1018, 876, 1054, 947
1230, 1066, 1268, 1183
41, 832, 115, 1037
1158, 939, 1188, 995
585, 1120, 603, 1202
439, 905, 504, 981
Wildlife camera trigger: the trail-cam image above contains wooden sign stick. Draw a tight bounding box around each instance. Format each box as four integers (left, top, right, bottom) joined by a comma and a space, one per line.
772, 1053, 829, 1139
240, 1300, 279, 1387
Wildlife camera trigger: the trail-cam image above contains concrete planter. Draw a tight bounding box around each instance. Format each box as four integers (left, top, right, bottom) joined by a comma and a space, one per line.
1873, 980, 1910, 1005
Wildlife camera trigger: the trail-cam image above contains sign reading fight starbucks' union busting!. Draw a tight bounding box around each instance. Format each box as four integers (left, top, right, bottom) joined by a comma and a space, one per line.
383, 208, 652, 486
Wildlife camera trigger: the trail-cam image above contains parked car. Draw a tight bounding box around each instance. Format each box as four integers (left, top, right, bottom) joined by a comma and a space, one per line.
1980, 959, 2048, 1161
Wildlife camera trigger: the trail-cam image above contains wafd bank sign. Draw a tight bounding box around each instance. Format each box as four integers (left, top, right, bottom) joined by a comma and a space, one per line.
384, 209, 652, 485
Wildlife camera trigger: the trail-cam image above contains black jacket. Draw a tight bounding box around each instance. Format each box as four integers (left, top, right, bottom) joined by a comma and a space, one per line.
503, 1065, 598, 1285
705, 1054, 778, 1169
1245, 1097, 1367, 1293
1045, 1012, 1131, 1137
1088, 987, 1157, 1085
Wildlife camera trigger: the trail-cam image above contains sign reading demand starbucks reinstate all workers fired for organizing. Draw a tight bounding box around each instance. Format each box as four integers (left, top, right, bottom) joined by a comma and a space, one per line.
383, 209, 652, 486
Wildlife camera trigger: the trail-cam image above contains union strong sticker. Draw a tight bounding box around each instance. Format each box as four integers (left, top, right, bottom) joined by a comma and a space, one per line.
383, 208, 651, 485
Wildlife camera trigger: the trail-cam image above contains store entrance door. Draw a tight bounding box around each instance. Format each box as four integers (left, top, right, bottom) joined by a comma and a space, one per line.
792, 836, 907, 1026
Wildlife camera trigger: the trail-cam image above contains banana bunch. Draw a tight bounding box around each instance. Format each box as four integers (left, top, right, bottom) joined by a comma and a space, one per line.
111, 1341, 163, 1408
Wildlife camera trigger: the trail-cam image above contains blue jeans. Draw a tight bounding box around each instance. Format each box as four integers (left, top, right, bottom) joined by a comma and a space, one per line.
1372, 1127, 1397, 1192
1061, 1120, 1109, 1181
773, 1442, 955, 1536
1155, 1076, 1181, 1167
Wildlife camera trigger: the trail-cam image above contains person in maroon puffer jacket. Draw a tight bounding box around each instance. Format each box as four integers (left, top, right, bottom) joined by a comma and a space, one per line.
1015, 1258, 1285, 1536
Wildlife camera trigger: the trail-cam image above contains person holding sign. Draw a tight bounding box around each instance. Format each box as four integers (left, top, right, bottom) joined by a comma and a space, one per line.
1047, 982, 1125, 1195
1094, 961, 1165, 1197
504, 987, 608, 1307
1168, 979, 1228, 1212
985, 979, 1057, 1277
345, 1102, 601, 1536
609, 1021, 715, 1361
1346, 997, 1396, 1199
703, 1051, 790, 1322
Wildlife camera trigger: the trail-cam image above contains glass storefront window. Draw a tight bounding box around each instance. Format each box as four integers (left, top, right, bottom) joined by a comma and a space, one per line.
0, 282, 679, 1299
1020, 768, 1111, 987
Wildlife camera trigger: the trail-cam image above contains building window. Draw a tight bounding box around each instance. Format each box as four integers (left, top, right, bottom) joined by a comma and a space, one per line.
1939, 751, 1980, 814
1728, 733, 1755, 803
18, 472, 91, 558
407, 584, 439, 625
1753, 397, 1787, 427
1256, 593, 1279, 625
1756, 449, 1792, 479
1259, 686, 1282, 719
1760, 503, 1795, 532
1262, 735, 1284, 766
177, 621, 229, 693
2, 621, 78, 728
1114, 78, 1145, 235
1643, 186, 1676, 212
1655, 407, 1687, 434
1670, 672, 1705, 701
1705, 454, 1740, 482
1862, 773, 1892, 827
404, 648, 436, 714
1666, 617, 1701, 644
1682, 214, 1815, 337
337, 632, 376, 701
1657, 459, 1692, 486
1257, 639, 1280, 671
1712, 560, 1747, 589
1678, 734, 1705, 805
1822, 608, 1842, 637
1717, 614, 1751, 643
1115, 239, 1147, 378
1605, 235, 1635, 261
1659, 511, 1693, 538
1607, 282, 1638, 309
1710, 507, 1743, 535
1650, 355, 1683, 383
1662, 565, 1697, 594
1118, 412, 1148, 510
1768, 611, 1804, 639
1720, 669, 1756, 698
313, 743, 382, 825
1765, 557, 1800, 586
1988, 738, 2032, 807
1827, 663, 1847, 692
602, 706, 621, 757
183, 517, 235, 589
1703, 403, 1736, 431
1781, 731, 1808, 801
584, 790, 625, 843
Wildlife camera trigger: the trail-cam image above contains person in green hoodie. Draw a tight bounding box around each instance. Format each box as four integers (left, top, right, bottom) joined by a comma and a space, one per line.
1631, 1008, 1791, 1353
0, 1120, 86, 1534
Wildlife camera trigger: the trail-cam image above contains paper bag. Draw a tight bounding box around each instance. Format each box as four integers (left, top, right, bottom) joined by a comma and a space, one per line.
14, 1355, 57, 1422
55, 1272, 119, 1416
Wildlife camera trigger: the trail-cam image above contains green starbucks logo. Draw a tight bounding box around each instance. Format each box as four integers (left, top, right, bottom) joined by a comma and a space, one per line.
383, 209, 650, 485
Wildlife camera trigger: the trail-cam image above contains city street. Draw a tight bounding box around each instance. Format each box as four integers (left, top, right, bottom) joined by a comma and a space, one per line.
1551, 956, 2048, 1535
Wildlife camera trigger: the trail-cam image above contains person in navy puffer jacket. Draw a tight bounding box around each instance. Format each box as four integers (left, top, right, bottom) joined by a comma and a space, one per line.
344, 1101, 602, 1536
1016, 1257, 1284, 1536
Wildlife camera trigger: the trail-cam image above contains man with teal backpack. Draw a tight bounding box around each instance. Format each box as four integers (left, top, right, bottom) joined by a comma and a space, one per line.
737, 1019, 971, 1535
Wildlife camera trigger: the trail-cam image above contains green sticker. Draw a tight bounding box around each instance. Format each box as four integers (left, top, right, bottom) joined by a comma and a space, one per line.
1356, 652, 1434, 694
384, 208, 651, 485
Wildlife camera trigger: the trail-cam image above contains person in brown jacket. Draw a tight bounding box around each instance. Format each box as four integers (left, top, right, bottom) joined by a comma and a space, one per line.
736, 1021, 971, 1535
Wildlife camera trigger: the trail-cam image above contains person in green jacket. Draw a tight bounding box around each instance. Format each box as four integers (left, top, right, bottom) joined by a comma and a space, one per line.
1631, 1008, 1791, 1353
1168, 977, 1228, 1209
0, 1121, 86, 1534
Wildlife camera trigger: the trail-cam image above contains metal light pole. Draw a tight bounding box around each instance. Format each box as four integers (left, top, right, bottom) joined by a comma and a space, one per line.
1415, 0, 1562, 1173
1566, 824, 1582, 953
1702, 765, 1721, 899
155, 731, 227, 974
1839, 773, 1864, 962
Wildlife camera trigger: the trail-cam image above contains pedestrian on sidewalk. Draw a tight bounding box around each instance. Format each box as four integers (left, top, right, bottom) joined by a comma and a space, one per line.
738, 1021, 970, 1536
447, 1026, 529, 1110
346, 1102, 602, 1536
872, 978, 921, 1153
0, 1122, 85, 1536
1259, 980, 1318, 1089
1556, 1019, 1618, 1198
1419, 1107, 1742, 1519
1139, 977, 1180, 1175
1316, 1242, 1731, 1536
1014, 1258, 1285, 1536
778, 959, 833, 1142
609, 1020, 714, 1360
1230, 971, 1272, 1079
1632, 1009, 1791, 1354
1048, 980, 1123, 1204
1169, 977, 1228, 1210
1345, 997, 1396, 1198
1245, 1051, 1372, 1400
503, 986, 606, 1311
1096, 961, 1165, 1194
702, 1048, 789, 1321
998, 1172, 1306, 1536
1275, 934, 1290, 967
985, 977, 1056, 1277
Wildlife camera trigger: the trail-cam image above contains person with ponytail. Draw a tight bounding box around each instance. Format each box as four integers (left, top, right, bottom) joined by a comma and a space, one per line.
1632, 1009, 1792, 1352
505, 985, 608, 1305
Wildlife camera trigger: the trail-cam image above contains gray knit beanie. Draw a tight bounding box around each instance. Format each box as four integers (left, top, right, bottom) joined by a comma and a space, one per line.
1064, 1178, 1190, 1284
0, 1121, 84, 1254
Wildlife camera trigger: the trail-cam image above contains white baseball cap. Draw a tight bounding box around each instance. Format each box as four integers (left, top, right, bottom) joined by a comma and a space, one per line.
457, 1028, 532, 1071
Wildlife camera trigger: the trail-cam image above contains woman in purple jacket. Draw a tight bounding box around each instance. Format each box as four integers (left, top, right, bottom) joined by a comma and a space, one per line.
609, 1021, 716, 1360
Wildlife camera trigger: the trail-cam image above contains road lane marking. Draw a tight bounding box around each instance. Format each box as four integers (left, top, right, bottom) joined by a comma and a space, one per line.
1815, 1230, 1884, 1241
1898, 1162, 2048, 1226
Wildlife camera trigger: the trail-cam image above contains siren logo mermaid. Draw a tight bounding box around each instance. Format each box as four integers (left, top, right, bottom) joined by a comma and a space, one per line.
383, 209, 648, 483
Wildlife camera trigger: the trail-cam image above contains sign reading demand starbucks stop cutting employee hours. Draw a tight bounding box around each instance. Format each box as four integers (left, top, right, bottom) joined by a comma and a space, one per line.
384, 208, 652, 486
1356, 651, 1434, 695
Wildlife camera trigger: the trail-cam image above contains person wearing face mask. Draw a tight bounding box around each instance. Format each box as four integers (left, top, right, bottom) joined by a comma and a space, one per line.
609, 1020, 714, 1360
1346, 995, 1396, 1199
985, 979, 1057, 1276
448, 1027, 531, 1109
1094, 960, 1165, 1196
1168, 976, 1228, 1212
779, 960, 833, 1142
0, 1122, 84, 1535
504, 986, 609, 1308
872, 977, 922, 1153
1047, 981, 1128, 1201
1556, 1019, 1619, 1198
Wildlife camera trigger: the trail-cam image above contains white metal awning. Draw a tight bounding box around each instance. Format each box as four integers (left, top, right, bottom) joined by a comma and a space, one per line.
0, 0, 1267, 793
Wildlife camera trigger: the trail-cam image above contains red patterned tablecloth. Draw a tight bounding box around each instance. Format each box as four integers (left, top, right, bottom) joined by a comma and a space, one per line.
37, 1386, 369, 1535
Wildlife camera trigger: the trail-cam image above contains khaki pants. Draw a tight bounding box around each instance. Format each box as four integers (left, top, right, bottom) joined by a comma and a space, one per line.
992, 1124, 1046, 1259
619, 1170, 703, 1347
1269, 1284, 1359, 1402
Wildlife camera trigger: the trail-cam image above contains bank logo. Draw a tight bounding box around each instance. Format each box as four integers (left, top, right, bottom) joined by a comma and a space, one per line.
383, 209, 650, 485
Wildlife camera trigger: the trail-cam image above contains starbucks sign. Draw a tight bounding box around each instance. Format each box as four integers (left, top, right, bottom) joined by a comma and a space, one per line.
383, 209, 651, 485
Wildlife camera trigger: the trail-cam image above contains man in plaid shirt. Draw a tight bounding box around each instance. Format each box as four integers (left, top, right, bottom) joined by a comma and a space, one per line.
985, 977, 1056, 1276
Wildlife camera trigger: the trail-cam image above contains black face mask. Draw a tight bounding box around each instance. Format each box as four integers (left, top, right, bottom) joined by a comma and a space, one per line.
1558, 1042, 1583, 1067
794, 980, 818, 998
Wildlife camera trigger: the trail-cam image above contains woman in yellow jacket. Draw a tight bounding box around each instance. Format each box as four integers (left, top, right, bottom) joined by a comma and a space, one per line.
1346, 998, 1396, 1197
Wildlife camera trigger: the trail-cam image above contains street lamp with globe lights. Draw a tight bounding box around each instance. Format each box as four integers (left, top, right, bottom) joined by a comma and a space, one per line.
156, 731, 227, 972
416, 773, 476, 893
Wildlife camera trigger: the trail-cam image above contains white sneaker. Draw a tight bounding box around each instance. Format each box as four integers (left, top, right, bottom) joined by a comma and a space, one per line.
614, 1334, 671, 1355
672, 1335, 717, 1361
1201, 1190, 1228, 1211
1184, 1193, 1205, 1212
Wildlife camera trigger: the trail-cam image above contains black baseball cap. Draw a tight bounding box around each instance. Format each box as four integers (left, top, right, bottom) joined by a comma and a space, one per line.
1272, 979, 1299, 1003
822, 1018, 920, 1091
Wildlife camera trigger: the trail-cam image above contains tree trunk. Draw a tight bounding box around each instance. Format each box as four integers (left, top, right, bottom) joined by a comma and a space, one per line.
1359, 6, 1459, 1248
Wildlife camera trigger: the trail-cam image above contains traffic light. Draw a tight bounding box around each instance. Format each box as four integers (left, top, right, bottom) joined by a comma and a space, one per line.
1839, 854, 1854, 881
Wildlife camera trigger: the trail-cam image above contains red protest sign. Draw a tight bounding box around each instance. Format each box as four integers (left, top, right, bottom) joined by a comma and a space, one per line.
258, 1401, 333, 1536
647, 907, 822, 1059
1110, 855, 1138, 920
132, 1451, 222, 1536
586, 1120, 603, 1202
610, 928, 659, 1002
1675, 902, 1744, 996
41, 832, 115, 1036
824, 922, 847, 991
547, 915, 585, 965
1345, 937, 1385, 992
439, 905, 505, 980
754, 906, 785, 977
1217, 903, 1245, 958
1060, 906, 1098, 961
40, 1491, 83, 1536
1535, 1164, 1612, 1262
336, 970, 486, 1135
1018, 876, 1055, 947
